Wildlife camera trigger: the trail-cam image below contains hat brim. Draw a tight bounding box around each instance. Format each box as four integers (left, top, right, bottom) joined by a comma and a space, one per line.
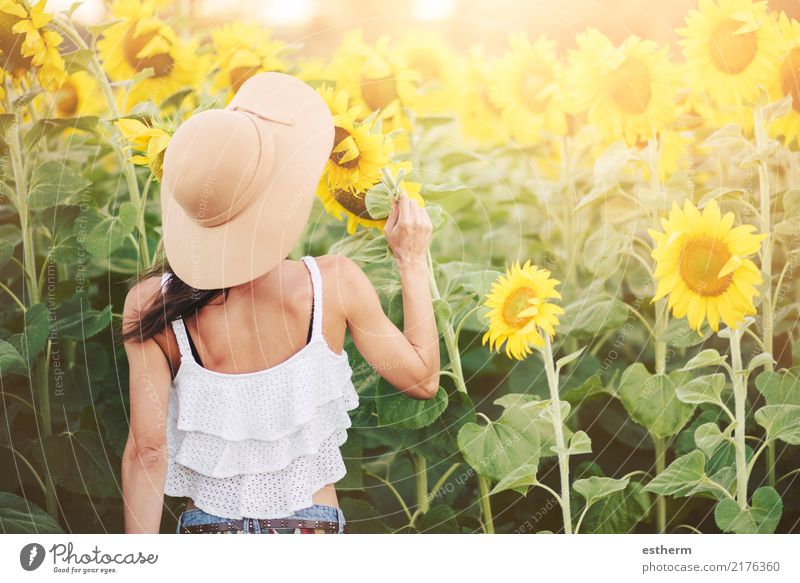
161, 73, 334, 290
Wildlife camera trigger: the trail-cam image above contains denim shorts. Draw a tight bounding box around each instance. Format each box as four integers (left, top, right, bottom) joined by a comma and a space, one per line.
176, 504, 346, 534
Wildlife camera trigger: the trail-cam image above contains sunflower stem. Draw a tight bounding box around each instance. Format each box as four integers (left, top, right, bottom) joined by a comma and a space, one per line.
52, 12, 150, 270
477, 475, 495, 534
413, 453, 430, 516
653, 435, 667, 533
753, 104, 776, 487
542, 334, 573, 534
4, 85, 58, 521
729, 325, 749, 510
426, 250, 467, 394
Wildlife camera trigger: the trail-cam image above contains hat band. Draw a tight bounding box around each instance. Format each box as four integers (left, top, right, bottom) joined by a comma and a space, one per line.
194, 112, 274, 227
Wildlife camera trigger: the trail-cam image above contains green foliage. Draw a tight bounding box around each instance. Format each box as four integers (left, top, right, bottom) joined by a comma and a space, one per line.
618, 364, 696, 439
457, 403, 542, 482
714, 487, 783, 534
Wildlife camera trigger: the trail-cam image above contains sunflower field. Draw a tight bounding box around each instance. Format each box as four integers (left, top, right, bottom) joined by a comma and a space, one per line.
1, 0, 799, 535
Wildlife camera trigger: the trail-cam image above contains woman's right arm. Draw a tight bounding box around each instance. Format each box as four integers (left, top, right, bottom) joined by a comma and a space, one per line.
121, 277, 173, 534
338, 191, 441, 400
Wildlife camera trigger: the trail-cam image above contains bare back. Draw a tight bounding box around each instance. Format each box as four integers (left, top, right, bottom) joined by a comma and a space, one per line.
154, 256, 347, 379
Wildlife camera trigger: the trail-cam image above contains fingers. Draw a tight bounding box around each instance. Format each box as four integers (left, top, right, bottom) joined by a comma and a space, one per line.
384, 196, 400, 233
399, 190, 412, 225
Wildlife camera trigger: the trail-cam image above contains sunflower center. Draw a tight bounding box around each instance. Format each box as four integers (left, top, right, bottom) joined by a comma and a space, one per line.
330, 126, 361, 168
679, 236, 733, 297
780, 46, 800, 113
0, 11, 33, 72
332, 188, 373, 218
710, 18, 758, 75
122, 27, 175, 78
229, 65, 259, 92
604, 56, 652, 114
55, 80, 79, 117
501, 286, 537, 328
360, 73, 399, 110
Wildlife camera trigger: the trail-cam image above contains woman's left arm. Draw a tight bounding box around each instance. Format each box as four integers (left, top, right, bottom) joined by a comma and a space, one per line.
120, 277, 173, 534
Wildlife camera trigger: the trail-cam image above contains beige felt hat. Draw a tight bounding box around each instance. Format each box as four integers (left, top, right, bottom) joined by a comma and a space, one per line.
160, 72, 334, 290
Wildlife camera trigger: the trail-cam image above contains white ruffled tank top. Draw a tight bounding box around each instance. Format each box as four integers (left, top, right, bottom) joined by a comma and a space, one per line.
161, 256, 359, 519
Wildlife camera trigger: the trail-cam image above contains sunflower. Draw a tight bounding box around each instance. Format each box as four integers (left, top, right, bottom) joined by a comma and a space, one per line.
567, 29, 678, 146
115, 117, 171, 180
317, 162, 424, 235
329, 30, 418, 150
318, 85, 394, 193
769, 12, 800, 146
208, 22, 288, 100
457, 46, 507, 146
488, 33, 568, 146
393, 29, 458, 115
48, 70, 106, 118
97, 0, 199, 110
648, 199, 765, 333
0, 0, 66, 90
678, 0, 781, 106
481, 260, 564, 360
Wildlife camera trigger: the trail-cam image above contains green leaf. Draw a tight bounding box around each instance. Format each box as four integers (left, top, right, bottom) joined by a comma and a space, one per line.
582, 224, 628, 275
754, 405, 800, 445
25, 117, 100, 148
421, 182, 469, 201
0, 240, 14, 269
338, 498, 388, 533
680, 349, 726, 371
34, 430, 121, 498
756, 368, 800, 406
375, 378, 448, 429
747, 352, 775, 374
432, 298, 451, 331
559, 295, 629, 336
618, 363, 696, 439
457, 404, 542, 482
8, 303, 50, 366
567, 430, 592, 455
0, 340, 28, 377
644, 450, 707, 496
581, 480, 651, 534
489, 464, 539, 496
694, 422, 728, 458
118, 202, 138, 230
84, 214, 134, 259
561, 374, 605, 406
0, 492, 63, 533
52, 291, 112, 340
574, 476, 630, 506
416, 505, 460, 533
364, 183, 393, 220
556, 346, 586, 373
714, 486, 783, 534
28, 161, 91, 208
675, 373, 727, 407
663, 317, 708, 348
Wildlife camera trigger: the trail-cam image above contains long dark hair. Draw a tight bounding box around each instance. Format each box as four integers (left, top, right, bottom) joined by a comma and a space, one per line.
117, 253, 231, 345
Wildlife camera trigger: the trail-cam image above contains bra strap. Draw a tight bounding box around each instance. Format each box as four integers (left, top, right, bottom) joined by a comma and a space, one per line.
301, 256, 323, 339
170, 316, 194, 361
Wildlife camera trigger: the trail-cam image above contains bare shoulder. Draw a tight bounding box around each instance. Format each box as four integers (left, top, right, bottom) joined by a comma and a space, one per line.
313, 254, 374, 317
314, 254, 368, 289
123, 274, 165, 320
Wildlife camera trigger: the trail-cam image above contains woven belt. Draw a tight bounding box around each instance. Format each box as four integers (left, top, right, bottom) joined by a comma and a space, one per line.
179, 517, 341, 534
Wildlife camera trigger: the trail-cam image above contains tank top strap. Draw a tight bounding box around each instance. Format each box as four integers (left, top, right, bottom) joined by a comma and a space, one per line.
170, 316, 194, 361
301, 256, 323, 339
